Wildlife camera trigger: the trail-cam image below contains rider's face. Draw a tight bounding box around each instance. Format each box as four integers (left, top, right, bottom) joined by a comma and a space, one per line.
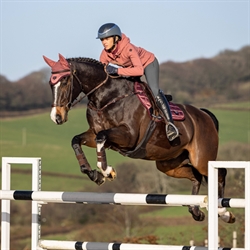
101, 37, 114, 51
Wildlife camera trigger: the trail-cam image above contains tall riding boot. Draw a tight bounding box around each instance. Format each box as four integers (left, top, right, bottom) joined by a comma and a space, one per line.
156, 89, 179, 141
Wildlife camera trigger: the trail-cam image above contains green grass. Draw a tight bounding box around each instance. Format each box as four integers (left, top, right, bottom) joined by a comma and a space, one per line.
212, 109, 249, 144
141, 206, 193, 218
212, 101, 250, 110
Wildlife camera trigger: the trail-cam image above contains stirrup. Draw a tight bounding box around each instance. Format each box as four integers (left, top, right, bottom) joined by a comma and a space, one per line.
166, 123, 179, 141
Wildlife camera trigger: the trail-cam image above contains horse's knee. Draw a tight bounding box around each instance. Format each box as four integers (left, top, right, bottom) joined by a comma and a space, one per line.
96, 131, 107, 144
71, 134, 81, 147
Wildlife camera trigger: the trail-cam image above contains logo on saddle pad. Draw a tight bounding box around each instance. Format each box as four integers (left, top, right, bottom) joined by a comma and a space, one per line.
134, 82, 185, 121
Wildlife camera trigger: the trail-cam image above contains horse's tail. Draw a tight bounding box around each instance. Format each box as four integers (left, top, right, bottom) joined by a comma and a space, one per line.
200, 108, 219, 184
200, 108, 219, 132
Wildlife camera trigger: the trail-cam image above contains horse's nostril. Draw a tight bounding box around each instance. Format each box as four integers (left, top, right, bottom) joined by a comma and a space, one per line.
56, 114, 62, 124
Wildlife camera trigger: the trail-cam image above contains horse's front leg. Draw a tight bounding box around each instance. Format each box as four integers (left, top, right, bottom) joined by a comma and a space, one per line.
71, 129, 105, 186
96, 136, 117, 181
95, 126, 133, 181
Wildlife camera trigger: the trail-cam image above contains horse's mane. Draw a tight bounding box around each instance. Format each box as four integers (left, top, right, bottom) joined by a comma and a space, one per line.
67, 57, 104, 67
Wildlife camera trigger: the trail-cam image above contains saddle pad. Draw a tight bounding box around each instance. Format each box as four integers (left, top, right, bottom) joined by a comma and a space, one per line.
134, 82, 185, 121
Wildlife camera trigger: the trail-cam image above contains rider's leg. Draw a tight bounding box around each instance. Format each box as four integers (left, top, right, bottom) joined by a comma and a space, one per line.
144, 58, 179, 141
155, 89, 179, 141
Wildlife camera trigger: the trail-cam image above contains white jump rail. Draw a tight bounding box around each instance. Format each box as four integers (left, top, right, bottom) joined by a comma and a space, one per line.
38, 240, 244, 250
0, 190, 245, 207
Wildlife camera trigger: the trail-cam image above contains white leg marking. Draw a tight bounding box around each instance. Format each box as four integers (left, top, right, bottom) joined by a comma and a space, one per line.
101, 166, 113, 177
96, 140, 112, 177
97, 141, 105, 170
218, 207, 230, 223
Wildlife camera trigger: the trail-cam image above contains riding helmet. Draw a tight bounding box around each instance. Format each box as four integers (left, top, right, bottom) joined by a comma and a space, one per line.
96, 23, 122, 39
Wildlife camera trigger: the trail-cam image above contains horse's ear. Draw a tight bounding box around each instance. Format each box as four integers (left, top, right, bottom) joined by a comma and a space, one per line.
58, 53, 69, 68
43, 55, 56, 67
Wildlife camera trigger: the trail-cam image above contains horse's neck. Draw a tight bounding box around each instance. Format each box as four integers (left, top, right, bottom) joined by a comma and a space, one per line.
89, 78, 133, 107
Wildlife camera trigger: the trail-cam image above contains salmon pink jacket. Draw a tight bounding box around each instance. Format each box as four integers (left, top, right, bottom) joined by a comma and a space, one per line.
99, 33, 155, 76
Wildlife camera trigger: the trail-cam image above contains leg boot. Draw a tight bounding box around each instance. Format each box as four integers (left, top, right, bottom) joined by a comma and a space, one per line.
156, 89, 179, 141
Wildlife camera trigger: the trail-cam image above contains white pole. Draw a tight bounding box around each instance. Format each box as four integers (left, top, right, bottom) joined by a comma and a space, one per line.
245, 163, 250, 250
208, 161, 218, 250
31, 158, 42, 250
1, 158, 11, 250
22, 128, 26, 146
204, 239, 208, 247
233, 231, 237, 248
189, 240, 194, 246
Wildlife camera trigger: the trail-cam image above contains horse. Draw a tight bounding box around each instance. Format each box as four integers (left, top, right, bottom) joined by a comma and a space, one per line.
43, 53, 235, 224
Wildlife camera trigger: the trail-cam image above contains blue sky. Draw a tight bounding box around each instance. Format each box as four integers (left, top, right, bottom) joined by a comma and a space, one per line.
0, 0, 249, 81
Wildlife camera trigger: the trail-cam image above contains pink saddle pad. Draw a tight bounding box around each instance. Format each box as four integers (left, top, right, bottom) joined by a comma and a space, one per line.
135, 82, 185, 121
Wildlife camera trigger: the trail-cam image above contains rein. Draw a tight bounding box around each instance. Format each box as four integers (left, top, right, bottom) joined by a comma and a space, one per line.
52, 64, 133, 112
88, 92, 134, 113
70, 67, 109, 107
51, 66, 109, 108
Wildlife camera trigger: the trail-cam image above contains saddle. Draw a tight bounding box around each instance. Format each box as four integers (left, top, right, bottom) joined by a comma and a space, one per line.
134, 82, 185, 121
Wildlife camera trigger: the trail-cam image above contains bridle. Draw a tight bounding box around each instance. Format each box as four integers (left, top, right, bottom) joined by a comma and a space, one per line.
51, 65, 109, 108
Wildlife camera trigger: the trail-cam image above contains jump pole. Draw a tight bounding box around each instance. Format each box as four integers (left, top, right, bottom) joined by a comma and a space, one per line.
0, 190, 245, 208
208, 161, 250, 250
38, 240, 245, 250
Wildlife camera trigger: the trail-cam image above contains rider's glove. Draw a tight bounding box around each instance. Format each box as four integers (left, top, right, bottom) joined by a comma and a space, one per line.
106, 65, 118, 75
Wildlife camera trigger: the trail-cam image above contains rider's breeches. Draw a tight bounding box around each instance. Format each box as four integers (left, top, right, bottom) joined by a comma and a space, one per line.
144, 58, 160, 97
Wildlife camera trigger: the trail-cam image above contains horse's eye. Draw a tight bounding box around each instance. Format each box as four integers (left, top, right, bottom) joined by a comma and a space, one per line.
61, 77, 68, 84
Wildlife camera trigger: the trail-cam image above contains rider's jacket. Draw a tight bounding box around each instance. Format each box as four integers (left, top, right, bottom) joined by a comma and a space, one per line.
99, 33, 155, 76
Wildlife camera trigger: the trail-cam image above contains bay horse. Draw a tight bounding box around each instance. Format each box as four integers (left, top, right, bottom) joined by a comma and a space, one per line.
43, 53, 235, 223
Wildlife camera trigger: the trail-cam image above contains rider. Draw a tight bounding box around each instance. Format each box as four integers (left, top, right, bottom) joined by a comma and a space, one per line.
97, 23, 179, 141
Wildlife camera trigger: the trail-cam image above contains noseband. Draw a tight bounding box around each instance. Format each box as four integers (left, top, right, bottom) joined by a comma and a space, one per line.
51, 66, 109, 108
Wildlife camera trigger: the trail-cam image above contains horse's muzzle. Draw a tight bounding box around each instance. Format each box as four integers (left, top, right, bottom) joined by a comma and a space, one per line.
55, 114, 64, 125
50, 107, 68, 125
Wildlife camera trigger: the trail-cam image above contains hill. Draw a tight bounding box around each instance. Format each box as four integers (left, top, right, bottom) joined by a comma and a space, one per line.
0, 46, 249, 114
159, 46, 250, 105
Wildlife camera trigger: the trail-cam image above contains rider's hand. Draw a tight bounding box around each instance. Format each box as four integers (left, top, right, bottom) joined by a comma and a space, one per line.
106, 65, 118, 75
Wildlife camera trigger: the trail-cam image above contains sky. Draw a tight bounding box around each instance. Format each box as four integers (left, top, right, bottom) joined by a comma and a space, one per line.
0, 0, 249, 82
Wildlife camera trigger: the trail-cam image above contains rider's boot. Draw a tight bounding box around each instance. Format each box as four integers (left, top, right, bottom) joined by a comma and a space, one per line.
156, 89, 179, 141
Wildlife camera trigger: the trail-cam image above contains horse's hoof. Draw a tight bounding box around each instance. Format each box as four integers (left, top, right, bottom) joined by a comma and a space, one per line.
219, 211, 236, 223
95, 171, 106, 186
88, 170, 105, 186
189, 206, 205, 221
192, 212, 205, 222
107, 168, 117, 181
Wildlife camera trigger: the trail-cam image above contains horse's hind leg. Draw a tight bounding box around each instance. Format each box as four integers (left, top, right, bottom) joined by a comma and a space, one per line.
187, 166, 206, 221
156, 158, 205, 222
218, 168, 236, 223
